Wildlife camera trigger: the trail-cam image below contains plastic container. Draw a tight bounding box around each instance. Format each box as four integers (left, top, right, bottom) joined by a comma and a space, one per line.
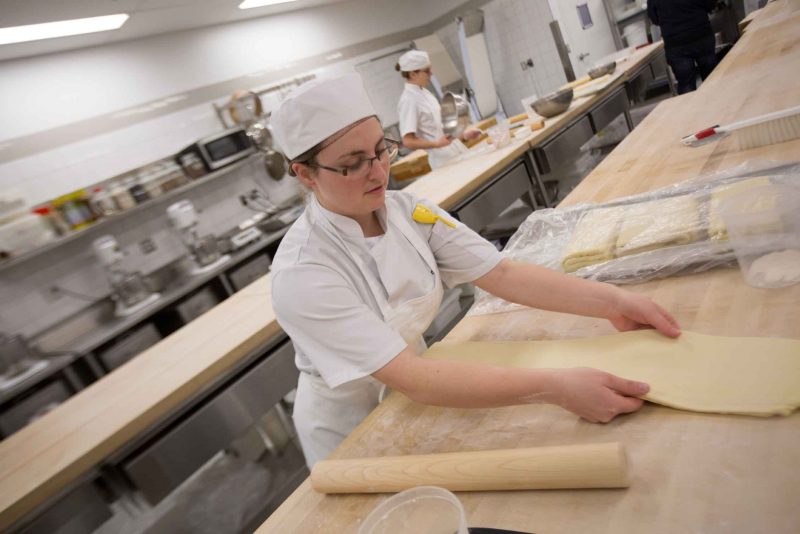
487, 122, 512, 149
358, 486, 468, 534
720, 184, 800, 288
89, 187, 118, 217
31, 205, 70, 235
0, 213, 56, 256
140, 167, 164, 199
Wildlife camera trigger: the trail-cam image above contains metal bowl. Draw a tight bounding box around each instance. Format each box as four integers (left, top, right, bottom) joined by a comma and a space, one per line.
441, 92, 471, 138
588, 61, 617, 79
530, 88, 574, 118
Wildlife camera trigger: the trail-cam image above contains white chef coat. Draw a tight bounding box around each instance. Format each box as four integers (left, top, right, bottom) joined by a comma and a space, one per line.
271, 190, 502, 464
397, 83, 468, 169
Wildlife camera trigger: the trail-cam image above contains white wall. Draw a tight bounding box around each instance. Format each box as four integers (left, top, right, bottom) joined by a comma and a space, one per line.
0, 40, 411, 208
0, 0, 466, 140
0, 0, 467, 205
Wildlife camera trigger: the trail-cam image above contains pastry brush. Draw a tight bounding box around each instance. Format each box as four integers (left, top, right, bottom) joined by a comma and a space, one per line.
681, 104, 800, 149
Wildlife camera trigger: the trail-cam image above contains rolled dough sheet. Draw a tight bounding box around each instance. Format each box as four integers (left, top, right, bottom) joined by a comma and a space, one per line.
424, 330, 800, 417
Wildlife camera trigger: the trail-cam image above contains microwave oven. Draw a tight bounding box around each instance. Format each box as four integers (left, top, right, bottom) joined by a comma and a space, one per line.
176, 127, 255, 174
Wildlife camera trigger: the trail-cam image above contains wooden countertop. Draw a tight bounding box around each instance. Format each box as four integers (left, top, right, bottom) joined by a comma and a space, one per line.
259, 3, 800, 532
0, 276, 280, 531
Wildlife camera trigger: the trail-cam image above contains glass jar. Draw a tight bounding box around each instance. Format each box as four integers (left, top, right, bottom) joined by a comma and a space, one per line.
141, 167, 164, 199
160, 161, 190, 191
109, 181, 136, 211
177, 152, 207, 180
126, 176, 150, 205
89, 187, 118, 217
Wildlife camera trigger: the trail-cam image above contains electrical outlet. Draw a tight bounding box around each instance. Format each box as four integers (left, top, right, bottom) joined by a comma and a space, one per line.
139, 237, 157, 254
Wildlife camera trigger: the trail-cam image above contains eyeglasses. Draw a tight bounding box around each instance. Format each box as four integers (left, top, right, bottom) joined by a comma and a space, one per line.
310, 138, 400, 178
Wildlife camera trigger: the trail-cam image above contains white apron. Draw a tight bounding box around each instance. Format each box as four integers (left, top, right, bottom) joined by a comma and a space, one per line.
293, 198, 444, 467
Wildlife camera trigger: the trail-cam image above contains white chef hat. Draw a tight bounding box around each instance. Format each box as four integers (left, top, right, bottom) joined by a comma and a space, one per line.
270, 73, 377, 160
398, 50, 431, 72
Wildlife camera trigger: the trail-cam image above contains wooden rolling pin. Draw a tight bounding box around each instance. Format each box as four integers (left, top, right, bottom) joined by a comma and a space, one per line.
508, 112, 529, 124
311, 442, 629, 494
563, 74, 592, 90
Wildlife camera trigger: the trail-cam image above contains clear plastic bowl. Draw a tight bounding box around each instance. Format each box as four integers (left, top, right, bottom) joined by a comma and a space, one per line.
487, 123, 512, 149
358, 486, 468, 534
720, 184, 800, 288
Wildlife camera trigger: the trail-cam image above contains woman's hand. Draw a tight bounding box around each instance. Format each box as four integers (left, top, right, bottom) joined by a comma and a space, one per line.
434, 135, 453, 148
462, 129, 482, 140
550, 367, 650, 423
606, 290, 681, 338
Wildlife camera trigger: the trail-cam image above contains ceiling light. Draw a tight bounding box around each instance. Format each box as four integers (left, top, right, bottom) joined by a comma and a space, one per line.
0, 14, 129, 45
239, 0, 299, 9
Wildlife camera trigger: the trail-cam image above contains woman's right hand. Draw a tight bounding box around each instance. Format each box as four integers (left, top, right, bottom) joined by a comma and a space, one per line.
434, 135, 452, 148
549, 367, 650, 423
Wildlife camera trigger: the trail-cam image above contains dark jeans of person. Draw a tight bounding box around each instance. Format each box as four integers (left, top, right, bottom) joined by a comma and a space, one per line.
665, 34, 718, 94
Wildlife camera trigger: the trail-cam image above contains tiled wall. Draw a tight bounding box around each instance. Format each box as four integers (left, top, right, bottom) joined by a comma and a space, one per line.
0, 160, 301, 338
433, 1, 565, 118
481, 0, 566, 117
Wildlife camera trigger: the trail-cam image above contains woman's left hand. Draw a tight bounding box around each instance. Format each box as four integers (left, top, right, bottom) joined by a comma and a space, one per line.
463, 129, 482, 140
606, 291, 681, 338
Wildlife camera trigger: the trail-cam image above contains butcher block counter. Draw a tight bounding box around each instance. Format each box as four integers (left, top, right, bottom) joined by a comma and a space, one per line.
258, 3, 800, 533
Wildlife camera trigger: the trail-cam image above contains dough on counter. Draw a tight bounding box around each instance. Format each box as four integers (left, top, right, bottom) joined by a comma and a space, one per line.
747, 249, 800, 286
616, 195, 702, 257
707, 177, 780, 241
561, 206, 626, 273
424, 330, 800, 417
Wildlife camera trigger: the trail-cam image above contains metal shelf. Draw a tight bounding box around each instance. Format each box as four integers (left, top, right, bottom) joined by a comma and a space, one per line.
0, 154, 259, 273
615, 6, 646, 26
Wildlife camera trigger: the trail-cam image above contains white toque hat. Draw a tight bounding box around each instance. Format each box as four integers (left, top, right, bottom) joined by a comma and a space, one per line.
397, 50, 431, 72
270, 74, 377, 160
